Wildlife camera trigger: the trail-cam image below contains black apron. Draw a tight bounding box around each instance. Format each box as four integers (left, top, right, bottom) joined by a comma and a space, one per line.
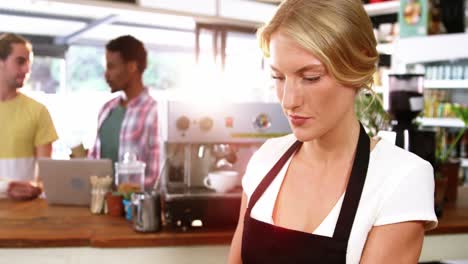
241, 124, 370, 264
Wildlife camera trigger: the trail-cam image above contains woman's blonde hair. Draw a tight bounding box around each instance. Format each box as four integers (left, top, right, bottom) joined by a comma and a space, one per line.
258, 0, 378, 91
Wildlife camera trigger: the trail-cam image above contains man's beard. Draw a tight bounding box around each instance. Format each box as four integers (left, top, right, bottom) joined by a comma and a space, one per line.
10, 77, 25, 89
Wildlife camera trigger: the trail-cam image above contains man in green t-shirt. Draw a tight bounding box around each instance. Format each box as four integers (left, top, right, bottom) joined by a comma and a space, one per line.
89, 35, 159, 190
0, 33, 58, 200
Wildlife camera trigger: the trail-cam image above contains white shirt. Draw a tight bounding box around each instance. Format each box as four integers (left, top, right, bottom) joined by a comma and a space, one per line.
242, 134, 438, 264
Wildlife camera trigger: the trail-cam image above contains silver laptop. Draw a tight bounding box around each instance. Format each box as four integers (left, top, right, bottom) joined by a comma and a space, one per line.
38, 159, 112, 206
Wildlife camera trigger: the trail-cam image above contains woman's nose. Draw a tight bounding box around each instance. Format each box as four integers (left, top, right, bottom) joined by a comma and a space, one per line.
280, 79, 302, 110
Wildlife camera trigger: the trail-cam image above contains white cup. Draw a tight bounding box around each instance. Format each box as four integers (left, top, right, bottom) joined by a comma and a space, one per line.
203, 170, 239, 193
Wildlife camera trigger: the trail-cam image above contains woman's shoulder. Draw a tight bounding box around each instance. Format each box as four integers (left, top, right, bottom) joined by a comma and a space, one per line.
241, 133, 297, 197
248, 133, 297, 171
259, 133, 297, 154
364, 139, 437, 230
371, 138, 433, 172
366, 138, 434, 203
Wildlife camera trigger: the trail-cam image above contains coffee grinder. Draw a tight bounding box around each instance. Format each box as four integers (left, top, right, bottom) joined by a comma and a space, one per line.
384, 73, 436, 166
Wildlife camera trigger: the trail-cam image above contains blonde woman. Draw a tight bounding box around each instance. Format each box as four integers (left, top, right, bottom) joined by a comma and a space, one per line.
228, 0, 437, 263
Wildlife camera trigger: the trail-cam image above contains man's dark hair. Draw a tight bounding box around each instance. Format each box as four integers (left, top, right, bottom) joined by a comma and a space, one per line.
0, 33, 32, 60
106, 35, 147, 73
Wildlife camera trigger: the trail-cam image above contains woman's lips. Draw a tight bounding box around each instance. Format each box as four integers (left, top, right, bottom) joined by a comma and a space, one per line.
289, 114, 311, 126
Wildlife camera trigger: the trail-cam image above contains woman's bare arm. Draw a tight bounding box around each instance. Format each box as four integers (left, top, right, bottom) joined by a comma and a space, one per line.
227, 192, 248, 264
360, 221, 425, 264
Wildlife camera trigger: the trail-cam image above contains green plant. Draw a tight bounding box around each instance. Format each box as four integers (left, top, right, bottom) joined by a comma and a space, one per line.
109, 191, 134, 201
436, 104, 468, 164
355, 91, 390, 137
121, 192, 134, 201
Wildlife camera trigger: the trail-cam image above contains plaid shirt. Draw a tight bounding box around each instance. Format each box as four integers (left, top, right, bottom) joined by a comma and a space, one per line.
89, 89, 159, 189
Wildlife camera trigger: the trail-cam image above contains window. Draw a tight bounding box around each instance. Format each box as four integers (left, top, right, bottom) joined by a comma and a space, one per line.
145, 51, 195, 91
27, 56, 64, 94
65, 45, 195, 92
224, 31, 274, 102
66, 45, 107, 92
193, 24, 275, 102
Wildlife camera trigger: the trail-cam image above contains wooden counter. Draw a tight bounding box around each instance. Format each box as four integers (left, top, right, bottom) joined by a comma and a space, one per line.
0, 187, 467, 249
0, 198, 234, 248
428, 186, 468, 235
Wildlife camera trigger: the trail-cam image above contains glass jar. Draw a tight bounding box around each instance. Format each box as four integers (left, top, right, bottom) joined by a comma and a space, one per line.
115, 152, 146, 197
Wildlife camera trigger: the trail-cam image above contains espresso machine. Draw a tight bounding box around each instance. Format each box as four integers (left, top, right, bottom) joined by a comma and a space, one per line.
160, 101, 291, 230
384, 74, 436, 166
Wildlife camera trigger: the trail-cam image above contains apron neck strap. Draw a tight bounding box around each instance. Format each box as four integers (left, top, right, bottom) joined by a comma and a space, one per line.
333, 123, 370, 242
246, 140, 302, 213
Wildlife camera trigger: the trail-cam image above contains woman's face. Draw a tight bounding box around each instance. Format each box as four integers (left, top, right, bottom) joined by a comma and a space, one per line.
269, 31, 357, 142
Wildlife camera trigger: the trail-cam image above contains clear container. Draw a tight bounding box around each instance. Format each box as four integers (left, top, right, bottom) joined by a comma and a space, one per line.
115, 152, 146, 196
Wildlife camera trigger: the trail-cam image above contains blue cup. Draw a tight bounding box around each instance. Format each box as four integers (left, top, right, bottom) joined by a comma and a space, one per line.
123, 199, 133, 221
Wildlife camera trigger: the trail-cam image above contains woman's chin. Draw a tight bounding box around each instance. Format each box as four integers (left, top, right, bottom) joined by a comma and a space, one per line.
291, 127, 320, 142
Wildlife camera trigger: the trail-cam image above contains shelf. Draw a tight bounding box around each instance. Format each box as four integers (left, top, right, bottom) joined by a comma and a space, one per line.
364, 1, 400, 16
394, 33, 468, 64
418, 117, 465, 128
424, 80, 468, 89
372, 80, 467, 92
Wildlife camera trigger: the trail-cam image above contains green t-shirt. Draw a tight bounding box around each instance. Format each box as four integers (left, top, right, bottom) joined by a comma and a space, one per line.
99, 105, 126, 167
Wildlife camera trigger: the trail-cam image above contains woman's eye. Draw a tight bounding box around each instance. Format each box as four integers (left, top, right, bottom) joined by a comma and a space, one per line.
271, 75, 284, 81
303, 76, 321, 82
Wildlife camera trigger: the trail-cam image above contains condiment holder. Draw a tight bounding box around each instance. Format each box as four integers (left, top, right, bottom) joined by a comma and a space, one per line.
90, 175, 112, 214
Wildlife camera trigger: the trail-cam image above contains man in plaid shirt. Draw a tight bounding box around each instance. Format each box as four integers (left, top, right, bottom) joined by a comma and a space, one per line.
89, 35, 159, 189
